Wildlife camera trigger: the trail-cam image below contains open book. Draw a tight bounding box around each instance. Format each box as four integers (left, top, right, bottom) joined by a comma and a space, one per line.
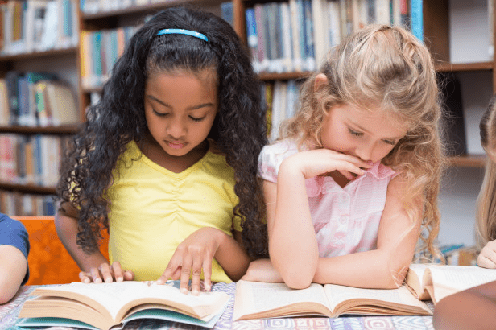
233, 280, 431, 320
406, 264, 496, 304
18, 281, 229, 330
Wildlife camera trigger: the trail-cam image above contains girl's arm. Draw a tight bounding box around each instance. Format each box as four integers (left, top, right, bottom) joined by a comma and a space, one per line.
265, 169, 320, 289
0, 245, 27, 304
267, 150, 369, 289
55, 202, 134, 282
312, 175, 422, 289
432, 280, 496, 330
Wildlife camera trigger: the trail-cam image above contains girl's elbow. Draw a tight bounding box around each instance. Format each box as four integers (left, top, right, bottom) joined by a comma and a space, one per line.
279, 267, 315, 289
383, 262, 409, 289
283, 274, 313, 290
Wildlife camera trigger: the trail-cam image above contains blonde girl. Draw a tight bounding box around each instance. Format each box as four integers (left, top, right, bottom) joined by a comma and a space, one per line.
476, 95, 496, 268
243, 25, 444, 289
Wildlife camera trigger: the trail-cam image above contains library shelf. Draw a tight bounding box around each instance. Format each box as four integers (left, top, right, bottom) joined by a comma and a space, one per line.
0, 47, 78, 62
0, 126, 80, 135
0, 182, 56, 195
82, 0, 225, 20
257, 71, 312, 81
448, 155, 486, 168
436, 61, 494, 73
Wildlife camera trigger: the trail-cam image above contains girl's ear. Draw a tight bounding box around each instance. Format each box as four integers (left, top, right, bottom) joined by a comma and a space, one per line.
314, 73, 329, 91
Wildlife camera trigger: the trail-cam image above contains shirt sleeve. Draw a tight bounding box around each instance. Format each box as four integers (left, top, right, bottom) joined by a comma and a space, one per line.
0, 214, 30, 284
258, 140, 297, 183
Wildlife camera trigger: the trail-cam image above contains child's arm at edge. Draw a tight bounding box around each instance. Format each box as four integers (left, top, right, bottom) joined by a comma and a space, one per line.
0, 245, 27, 304
432, 280, 496, 330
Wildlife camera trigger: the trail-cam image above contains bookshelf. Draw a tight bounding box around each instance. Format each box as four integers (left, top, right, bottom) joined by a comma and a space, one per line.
0, 0, 226, 215
0, 0, 493, 217
236, 0, 492, 168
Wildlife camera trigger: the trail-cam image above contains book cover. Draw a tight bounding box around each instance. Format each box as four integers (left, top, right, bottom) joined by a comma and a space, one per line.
410, 0, 423, 42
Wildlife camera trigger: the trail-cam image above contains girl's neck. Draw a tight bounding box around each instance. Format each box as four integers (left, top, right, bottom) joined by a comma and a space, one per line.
140, 134, 210, 173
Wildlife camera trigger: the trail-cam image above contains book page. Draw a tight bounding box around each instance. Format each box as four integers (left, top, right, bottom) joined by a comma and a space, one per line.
426, 266, 496, 303
32, 282, 228, 322
406, 264, 435, 300
323, 284, 431, 316
233, 281, 331, 320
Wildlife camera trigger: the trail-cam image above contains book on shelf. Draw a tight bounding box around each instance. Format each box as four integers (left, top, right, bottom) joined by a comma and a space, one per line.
39, 81, 79, 126
0, 79, 9, 126
233, 280, 431, 321
410, 0, 423, 42
0, 0, 77, 55
80, 27, 137, 89
405, 264, 496, 304
18, 281, 229, 330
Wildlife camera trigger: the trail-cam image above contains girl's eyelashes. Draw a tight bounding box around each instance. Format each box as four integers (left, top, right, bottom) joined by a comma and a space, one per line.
152, 108, 169, 117
152, 108, 205, 122
383, 139, 397, 146
348, 128, 363, 137
189, 116, 205, 122
348, 127, 397, 146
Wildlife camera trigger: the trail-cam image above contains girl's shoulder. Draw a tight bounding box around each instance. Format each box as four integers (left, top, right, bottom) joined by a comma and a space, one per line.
260, 138, 301, 158
258, 139, 303, 181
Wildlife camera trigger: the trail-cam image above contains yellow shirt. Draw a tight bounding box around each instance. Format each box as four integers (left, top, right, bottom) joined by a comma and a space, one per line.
106, 141, 241, 282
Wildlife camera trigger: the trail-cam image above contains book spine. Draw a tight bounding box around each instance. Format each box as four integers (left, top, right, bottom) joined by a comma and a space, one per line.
245, 8, 259, 72
410, 0, 423, 42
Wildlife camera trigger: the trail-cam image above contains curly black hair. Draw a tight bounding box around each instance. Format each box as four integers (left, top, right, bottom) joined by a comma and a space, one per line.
56, 6, 268, 259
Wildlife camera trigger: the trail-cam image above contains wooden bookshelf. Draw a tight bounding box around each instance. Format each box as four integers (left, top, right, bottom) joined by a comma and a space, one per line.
448, 155, 486, 168
82, 0, 225, 20
0, 182, 56, 195
0, 125, 80, 135
258, 71, 312, 81
0, 47, 78, 62
436, 61, 494, 73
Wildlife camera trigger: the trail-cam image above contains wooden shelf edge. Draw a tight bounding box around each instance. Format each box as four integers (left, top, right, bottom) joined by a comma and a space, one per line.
448, 155, 486, 168
0, 125, 80, 135
257, 71, 312, 81
436, 61, 494, 72
82, 0, 224, 20
0, 47, 78, 62
0, 182, 56, 195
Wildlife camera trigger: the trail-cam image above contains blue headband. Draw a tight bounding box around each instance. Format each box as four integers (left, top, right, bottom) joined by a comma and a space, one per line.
156, 28, 209, 42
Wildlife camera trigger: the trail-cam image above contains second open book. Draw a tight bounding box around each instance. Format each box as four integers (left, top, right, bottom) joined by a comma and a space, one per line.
233, 280, 431, 320
234, 264, 496, 320
405, 264, 496, 304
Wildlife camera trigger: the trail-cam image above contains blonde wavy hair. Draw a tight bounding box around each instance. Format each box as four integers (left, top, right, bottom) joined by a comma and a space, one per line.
280, 24, 445, 261
476, 95, 496, 248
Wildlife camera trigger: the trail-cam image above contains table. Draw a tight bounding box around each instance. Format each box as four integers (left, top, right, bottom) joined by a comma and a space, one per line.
0, 283, 434, 330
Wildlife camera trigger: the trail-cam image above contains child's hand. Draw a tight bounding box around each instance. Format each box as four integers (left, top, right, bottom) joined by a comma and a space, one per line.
283, 149, 372, 181
477, 240, 496, 268
79, 261, 135, 283
241, 258, 283, 282
156, 227, 222, 295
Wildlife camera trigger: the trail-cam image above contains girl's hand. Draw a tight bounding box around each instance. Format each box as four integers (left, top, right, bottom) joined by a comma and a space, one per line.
282, 149, 372, 181
156, 227, 222, 295
242, 258, 283, 282
477, 240, 496, 269
79, 261, 135, 283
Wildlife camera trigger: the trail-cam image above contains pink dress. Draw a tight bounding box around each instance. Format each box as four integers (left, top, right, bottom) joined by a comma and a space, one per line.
258, 139, 397, 258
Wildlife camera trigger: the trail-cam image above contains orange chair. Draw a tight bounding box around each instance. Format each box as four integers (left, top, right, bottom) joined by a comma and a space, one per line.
12, 216, 109, 285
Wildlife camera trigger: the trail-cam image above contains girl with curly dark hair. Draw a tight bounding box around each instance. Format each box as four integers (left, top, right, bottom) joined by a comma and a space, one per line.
55, 6, 267, 294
